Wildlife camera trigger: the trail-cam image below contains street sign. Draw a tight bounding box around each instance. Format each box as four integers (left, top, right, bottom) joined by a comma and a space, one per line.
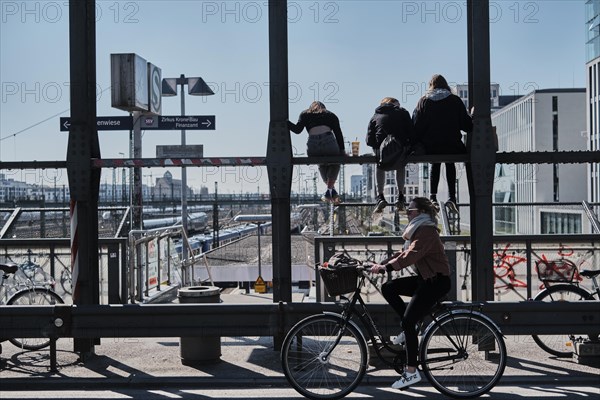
141, 115, 215, 130
60, 116, 133, 131
156, 145, 204, 158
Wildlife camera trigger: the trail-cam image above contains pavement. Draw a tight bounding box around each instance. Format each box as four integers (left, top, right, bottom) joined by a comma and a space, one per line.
1, 292, 600, 391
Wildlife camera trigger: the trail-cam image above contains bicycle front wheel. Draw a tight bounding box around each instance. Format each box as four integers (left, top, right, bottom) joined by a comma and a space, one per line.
532, 284, 595, 357
281, 314, 368, 400
420, 312, 506, 399
7, 288, 64, 350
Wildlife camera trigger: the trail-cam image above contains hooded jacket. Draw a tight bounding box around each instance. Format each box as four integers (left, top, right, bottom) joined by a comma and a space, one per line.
412, 88, 472, 153
366, 103, 414, 149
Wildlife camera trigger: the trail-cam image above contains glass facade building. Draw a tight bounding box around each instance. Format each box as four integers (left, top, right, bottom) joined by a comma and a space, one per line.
586, 0, 600, 204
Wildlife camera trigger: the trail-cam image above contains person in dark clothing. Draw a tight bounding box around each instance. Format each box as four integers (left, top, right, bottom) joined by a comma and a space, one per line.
370, 196, 451, 390
413, 74, 473, 212
366, 97, 414, 212
288, 101, 345, 203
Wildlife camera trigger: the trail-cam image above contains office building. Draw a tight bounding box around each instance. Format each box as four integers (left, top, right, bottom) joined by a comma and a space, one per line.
491, 89, 587, 234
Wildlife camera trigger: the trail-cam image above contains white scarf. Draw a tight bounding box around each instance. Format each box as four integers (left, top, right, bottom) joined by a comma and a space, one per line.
402, 214, 438, 251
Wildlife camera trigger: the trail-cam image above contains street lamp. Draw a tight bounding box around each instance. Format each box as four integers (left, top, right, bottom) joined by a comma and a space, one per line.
162, 74, 214, 260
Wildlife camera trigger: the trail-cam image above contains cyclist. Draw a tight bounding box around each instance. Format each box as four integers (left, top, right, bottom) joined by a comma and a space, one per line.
370, 196, 451, 389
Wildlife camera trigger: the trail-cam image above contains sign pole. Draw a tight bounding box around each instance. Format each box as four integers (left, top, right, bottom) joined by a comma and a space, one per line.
180, 74, 189, 263
132, 112, 143, 230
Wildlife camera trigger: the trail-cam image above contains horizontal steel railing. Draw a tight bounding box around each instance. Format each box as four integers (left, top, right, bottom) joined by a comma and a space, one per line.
1, 301, 598, 339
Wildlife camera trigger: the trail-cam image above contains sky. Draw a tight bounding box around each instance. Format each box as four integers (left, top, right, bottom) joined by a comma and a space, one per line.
0, 0, 587, 195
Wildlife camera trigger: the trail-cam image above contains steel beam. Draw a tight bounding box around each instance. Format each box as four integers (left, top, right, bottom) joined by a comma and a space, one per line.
1, 302, 598, 339
467, 0, 495, 301
267, 0, 292, 304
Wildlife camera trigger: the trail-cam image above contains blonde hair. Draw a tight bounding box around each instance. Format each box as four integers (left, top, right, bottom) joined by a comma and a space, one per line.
411, 197, 439, 219
380, 97, 400, 106
307, 101, 327, 113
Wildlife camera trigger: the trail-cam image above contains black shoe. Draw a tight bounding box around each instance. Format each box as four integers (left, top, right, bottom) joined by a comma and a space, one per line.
373, 196, 388, 213
321, 190, 332, 203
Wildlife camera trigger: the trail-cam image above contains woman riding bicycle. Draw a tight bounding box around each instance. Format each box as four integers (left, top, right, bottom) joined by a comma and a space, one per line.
370, 196, 451, 390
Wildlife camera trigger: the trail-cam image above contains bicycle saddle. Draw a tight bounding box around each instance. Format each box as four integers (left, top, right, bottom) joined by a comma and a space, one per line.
580, 269, 600, 278
0, 262, 18, 274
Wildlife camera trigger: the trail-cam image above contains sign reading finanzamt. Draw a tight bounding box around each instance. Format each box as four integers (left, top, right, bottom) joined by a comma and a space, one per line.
141, 115, 215, 130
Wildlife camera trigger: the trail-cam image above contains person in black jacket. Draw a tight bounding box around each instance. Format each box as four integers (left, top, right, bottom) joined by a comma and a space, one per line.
366, 97, 414, 213
413, 74, 473, 212
289, 101, 345, 203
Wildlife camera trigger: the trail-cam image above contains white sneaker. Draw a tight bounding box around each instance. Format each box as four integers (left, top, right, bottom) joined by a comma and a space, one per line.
391, 331, 405, 345
392, 370, 422, 389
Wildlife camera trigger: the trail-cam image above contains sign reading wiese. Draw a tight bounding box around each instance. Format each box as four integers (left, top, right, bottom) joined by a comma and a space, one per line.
60, 116, 133, 131
141, 115, 215, 130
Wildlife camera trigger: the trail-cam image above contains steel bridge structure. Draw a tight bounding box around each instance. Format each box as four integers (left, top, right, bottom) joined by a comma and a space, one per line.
1, 0, 600, 358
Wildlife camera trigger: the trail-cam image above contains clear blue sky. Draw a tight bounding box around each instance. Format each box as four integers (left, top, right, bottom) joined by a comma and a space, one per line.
0, 1, 586, 194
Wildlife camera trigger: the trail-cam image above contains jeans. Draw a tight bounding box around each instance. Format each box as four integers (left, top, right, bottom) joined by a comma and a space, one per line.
306, 132, 341, 184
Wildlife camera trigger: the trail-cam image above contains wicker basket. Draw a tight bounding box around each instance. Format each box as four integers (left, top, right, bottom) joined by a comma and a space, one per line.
319, 266, 359, 296
535, 259, 577, 283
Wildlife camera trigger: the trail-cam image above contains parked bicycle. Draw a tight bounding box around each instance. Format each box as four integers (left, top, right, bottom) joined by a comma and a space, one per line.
0, 261, 64, 350
281, 261, 507, 399
531, 259, 600, 357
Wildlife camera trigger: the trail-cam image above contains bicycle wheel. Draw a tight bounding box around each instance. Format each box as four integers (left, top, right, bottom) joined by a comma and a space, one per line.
420, 312, 506, 399
281, 314, 368, 400
532, 284, 595, 357
7, 287, 64, 350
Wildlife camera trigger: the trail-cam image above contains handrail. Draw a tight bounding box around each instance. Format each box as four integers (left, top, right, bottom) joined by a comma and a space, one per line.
582, 200, 600, 234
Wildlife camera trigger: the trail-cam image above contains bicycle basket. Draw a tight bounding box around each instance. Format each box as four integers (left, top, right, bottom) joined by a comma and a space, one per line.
535, 259, 577, 283
319, 266, 359, 296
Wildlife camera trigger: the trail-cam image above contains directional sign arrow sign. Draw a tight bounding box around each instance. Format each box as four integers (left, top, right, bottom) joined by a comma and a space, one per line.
60, 116, 133, 131
140, 115, 216, 130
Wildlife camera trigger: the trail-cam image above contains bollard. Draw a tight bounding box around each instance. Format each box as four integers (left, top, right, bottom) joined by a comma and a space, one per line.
178, 286, 222, 365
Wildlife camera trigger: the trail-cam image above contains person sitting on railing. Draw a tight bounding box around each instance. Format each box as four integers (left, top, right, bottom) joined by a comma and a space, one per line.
412, 74, 473, 213
288, 101, 346, 204
370, 196, 451, 390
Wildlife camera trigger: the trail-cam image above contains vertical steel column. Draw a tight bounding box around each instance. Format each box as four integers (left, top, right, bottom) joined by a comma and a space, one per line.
467, 0, 495, 300
67, 0, 100, 355
267, 0, 292, 303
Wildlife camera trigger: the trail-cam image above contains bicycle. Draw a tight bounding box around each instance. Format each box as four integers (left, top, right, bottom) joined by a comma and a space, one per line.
531, 259, 600, 357
0, 261, 65, 350
281, 261, 507, 399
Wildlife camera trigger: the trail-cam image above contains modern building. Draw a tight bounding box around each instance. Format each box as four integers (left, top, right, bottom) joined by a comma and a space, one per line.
361, 163, 426, 204
455, 83, 500, 110
586, 0, 600, 205
491, 89, 587, 234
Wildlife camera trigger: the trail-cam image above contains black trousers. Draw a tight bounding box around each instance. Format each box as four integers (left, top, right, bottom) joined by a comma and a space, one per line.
381, 274, 451, 366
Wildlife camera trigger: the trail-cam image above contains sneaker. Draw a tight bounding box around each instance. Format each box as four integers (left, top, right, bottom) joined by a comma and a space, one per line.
391, 331, 405, 345
392, 369, 421, 389
446, 199, 459, 214
330, 188, 341, 204
373, 195, 388, 213
321, 190, 332, 203
396, 196, 406, 211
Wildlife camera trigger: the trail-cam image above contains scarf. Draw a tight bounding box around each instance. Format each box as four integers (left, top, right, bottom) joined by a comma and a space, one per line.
402, 213, 438, 250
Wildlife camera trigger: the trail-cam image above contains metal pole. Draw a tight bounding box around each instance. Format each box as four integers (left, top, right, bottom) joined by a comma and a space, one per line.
180, 74, 189, 263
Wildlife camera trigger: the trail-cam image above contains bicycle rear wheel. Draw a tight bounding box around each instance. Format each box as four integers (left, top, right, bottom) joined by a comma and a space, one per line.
420, 312, 506, 399
281, 314, 368, 400
532, 284, 595, 357
7, 288, 64, 350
